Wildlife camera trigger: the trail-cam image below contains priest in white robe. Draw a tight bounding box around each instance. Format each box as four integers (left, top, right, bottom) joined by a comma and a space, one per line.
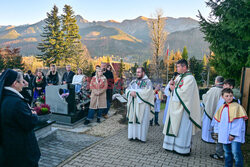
126, 67, 154, 142
201, 76, 224, 143
162, 59, 201, 155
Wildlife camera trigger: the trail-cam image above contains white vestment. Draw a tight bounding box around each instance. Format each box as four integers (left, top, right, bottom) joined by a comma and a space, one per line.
126, 75, 154, 142
163, 110, 192, 153
163, 83, 171, 124
201, 86, 222, 143
162, 73, 201, 154
128, 105, 150, 141
201, 114, 215, 143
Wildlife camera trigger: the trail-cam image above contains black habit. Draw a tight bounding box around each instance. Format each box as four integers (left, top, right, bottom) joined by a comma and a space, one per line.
1, 89, 41, 167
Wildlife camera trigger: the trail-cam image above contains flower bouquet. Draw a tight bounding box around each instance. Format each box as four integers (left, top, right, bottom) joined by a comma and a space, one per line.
34, 94, 45, 107
34, 103, 51, 124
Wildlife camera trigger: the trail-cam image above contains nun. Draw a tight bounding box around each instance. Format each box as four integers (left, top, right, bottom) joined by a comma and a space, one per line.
0, 69, 41, 167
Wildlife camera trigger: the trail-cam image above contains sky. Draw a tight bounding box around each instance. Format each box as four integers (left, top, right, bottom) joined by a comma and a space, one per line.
0, 0, 211, 26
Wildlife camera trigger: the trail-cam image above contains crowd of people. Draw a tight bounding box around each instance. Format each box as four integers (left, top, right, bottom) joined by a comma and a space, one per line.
126, 59, 248, 167
0, 63, 115, 166
0, 58, 248, 167
6, 64, 115, 117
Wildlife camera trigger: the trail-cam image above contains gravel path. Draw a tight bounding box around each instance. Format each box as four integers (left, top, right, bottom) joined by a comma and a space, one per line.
84, 109, 127, 137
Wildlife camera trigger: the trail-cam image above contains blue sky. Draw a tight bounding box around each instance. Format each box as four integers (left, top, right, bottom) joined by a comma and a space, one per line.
0, 0, 211, 26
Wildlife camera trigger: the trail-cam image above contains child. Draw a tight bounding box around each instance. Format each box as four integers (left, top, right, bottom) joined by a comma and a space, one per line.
213, 88, 248, 167
210, 79, 239, 160
150, 84, 163, 126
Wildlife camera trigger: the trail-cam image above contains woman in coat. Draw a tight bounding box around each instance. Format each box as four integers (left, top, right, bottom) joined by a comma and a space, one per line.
33, 70, 46, 100
84, 68, 107, 125
0, 69, 40, 167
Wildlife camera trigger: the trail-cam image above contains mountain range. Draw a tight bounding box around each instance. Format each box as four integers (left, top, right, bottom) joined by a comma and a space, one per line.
0, 15, 210, 63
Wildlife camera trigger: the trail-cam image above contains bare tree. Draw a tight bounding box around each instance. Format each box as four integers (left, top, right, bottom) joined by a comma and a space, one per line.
148, 9, 167, 81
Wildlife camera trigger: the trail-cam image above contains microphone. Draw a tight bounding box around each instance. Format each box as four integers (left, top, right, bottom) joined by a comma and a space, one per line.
171, 72, 179, 81
170, 72, 179, 96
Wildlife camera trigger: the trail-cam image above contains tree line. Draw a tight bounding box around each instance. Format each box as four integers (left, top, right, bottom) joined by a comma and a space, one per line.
0, 46, 24, 71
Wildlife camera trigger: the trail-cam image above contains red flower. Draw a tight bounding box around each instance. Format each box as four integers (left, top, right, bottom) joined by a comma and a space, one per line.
34, 104, 51, 115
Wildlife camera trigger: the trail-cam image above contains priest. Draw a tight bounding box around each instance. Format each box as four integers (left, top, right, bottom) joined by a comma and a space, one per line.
201, 76, 224, 143
162, 59, 201, 155
126, 67, 154, 142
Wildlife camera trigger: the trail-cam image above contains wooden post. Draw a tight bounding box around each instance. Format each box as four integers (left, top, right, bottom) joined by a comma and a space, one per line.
240, 67, 250, 134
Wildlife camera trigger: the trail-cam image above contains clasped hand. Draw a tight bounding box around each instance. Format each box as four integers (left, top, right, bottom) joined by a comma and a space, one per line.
130, 91, 137, 97
229, 135, 235, 141
169, 80, 175, 91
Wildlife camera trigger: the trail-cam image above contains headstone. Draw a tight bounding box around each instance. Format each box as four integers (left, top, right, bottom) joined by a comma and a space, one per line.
46, 84, 68, 114
46, 84, 87, 125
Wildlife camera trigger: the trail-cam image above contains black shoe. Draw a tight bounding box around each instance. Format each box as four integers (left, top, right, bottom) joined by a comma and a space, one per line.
150, 121, 153, 126
97, 118, 100, 123
155, 123, 160, 126
210, 153, 224, 160
173, 150, 190, 156
84, 120, 90, 125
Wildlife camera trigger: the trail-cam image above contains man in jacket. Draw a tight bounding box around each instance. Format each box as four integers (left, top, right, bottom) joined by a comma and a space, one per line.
62, 65, 75, 84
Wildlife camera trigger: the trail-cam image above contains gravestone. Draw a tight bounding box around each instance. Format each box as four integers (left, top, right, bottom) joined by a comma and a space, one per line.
46, 84, 87, 125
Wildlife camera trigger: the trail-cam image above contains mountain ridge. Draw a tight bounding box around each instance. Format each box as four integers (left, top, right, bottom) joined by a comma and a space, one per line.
0, 15, 209, 62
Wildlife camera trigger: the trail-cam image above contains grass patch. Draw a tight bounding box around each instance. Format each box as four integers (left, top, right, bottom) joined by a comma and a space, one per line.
160, 102, 166, 111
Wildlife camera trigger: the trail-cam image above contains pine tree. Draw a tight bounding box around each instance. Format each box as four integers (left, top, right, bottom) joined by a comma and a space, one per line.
69, 45, 90, 71
189, 57, 203, 85
181, 46, 188, 60
37, 5, 64, 66
118, 58, 125, 78
131, 63, 139, 75
198, 0, 250, 82
84, 61, 95, 77
62, 5, 83, 63
142, 60, 151, 77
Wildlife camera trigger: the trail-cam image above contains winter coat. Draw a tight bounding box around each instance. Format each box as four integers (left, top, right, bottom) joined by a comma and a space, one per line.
62, 71, 75, 84
0, 89, 40, 167
89, 75, 108, 109
103, 70, 114, 101
32, 75, 46, 91
46, 71, 59, 85
24, 74, 35, 90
